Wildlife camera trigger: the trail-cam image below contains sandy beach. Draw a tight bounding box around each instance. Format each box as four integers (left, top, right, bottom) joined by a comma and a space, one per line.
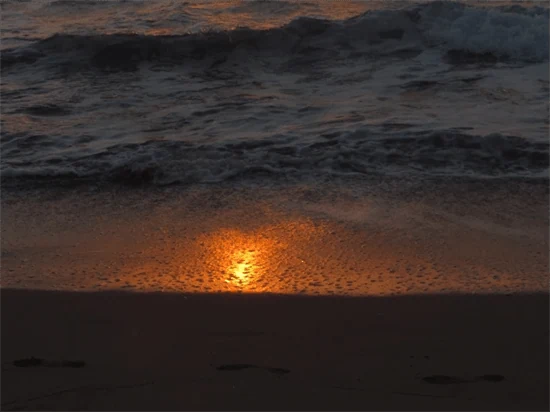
2, 290, 548, 411
1, 181, 549, 410
2, 1, 549, 409
2, 181, 548, 295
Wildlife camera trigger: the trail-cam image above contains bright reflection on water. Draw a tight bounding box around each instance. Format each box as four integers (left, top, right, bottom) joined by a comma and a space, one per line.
192, 218, 328, 293
3, 198, 544, 296
226, 249, 258, 286
0, 0, 375, 48
198, 227, 285, 292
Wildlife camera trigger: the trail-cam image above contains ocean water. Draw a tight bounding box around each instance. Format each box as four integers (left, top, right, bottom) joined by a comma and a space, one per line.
1, 0, 548, 187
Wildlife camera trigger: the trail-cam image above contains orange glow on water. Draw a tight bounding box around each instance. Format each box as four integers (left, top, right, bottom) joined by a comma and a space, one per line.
192, 218, 326, 293
226, 249, 258, 286
3, 198, 546, 297
200, 227, 282, 292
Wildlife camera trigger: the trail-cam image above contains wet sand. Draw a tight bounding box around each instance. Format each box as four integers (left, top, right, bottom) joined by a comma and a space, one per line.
1, 180, 549, 410
2, 290, 548, 410
2, 181, 548, 295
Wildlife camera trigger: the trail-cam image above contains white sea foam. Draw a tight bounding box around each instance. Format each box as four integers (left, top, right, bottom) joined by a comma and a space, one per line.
420, 1, 549, 61
1, 1, 548, 186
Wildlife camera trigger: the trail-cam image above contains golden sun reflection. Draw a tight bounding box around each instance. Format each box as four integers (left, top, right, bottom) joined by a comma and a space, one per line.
226, 249, 258, 286
144, 28, 176, 36
195, 218, 324, 293
198, 227, 283, 292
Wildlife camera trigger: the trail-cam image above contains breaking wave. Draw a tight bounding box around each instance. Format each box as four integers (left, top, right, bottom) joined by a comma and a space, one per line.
1, 1, 548, 71
2, 129, 548, 186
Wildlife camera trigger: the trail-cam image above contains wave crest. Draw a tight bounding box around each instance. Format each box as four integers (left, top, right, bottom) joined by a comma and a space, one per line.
2, 130, 547, 186
1, 1, 547, 71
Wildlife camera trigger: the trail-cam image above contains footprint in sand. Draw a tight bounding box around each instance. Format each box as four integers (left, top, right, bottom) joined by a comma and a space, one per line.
216, 363, 290, 375
12, 357, 86, 368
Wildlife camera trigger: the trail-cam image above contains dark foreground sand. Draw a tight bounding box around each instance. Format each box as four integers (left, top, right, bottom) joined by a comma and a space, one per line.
2, 289, 548, 410
2, 181, 548, 410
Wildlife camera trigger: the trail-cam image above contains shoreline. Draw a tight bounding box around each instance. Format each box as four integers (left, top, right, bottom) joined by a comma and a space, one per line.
2, 179, 548, 409
2, 181, 547, 295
